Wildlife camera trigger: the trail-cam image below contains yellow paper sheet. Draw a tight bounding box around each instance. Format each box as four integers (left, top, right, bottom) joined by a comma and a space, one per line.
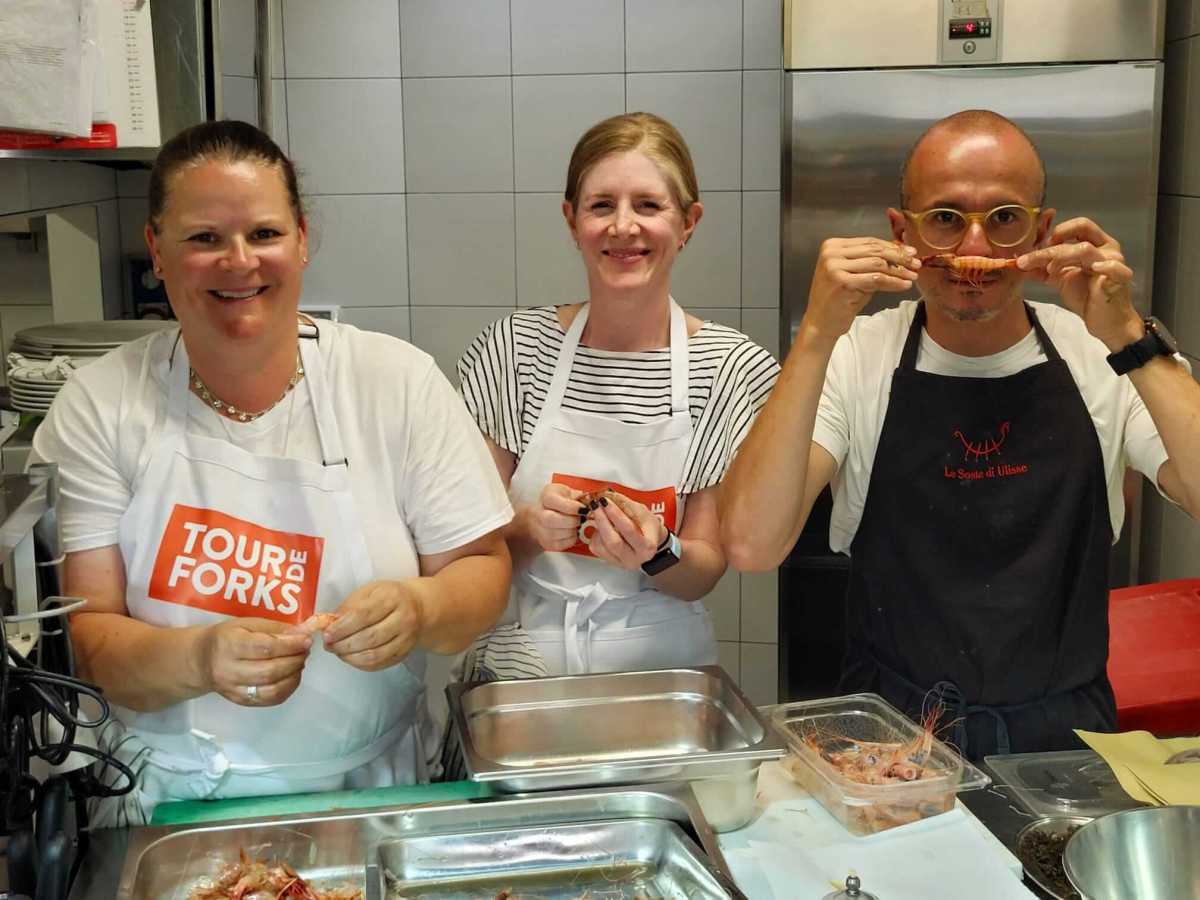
1075, 730, 1200, 806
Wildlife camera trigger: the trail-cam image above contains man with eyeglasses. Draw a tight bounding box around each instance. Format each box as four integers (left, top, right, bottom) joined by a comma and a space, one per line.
720, 109, 1200, 759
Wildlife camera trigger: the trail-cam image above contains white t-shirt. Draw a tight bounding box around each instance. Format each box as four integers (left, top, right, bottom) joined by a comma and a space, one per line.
32, 320, 514, 585
813, 299, 1172, 553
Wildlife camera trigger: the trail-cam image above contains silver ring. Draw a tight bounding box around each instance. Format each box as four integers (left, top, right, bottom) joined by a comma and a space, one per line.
245, 684, 258, 701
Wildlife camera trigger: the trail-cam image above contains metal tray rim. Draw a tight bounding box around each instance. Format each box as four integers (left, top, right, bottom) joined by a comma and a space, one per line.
114, 782, 747, 900
448, 665, 787, 786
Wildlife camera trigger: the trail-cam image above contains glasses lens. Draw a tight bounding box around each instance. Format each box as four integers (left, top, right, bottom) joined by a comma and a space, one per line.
917, 209, 967, 250
985, 206, 1034, 247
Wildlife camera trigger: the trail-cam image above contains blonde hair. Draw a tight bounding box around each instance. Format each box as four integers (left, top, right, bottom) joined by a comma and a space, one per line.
565, 112, 700, 213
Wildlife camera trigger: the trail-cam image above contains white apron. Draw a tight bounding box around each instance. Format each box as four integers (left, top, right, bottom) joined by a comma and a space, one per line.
93, 327, 425, 827
510, 300, 716, 675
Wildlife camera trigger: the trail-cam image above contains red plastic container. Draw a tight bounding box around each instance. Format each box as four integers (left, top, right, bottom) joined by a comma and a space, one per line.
1107, 579, 1200, 736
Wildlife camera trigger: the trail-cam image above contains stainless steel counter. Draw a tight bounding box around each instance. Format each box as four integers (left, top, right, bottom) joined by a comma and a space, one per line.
68, 783, 1049, 900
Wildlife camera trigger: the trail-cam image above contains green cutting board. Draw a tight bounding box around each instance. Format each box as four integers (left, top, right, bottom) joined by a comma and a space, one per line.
150, 780, 493, 826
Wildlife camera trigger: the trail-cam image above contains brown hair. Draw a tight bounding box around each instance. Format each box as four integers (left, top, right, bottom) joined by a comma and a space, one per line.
900, 109, 1046, 208
147, 120, 304, 233
565, 112, 700, 213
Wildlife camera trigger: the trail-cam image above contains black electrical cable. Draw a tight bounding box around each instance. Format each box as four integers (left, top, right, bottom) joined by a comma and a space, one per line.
1, 611, 137, 839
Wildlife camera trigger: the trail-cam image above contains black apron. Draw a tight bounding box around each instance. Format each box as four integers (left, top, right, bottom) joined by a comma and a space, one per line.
840, 302, 1117, 760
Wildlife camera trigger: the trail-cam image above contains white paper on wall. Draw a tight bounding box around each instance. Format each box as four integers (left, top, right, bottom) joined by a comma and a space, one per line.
0, 0, 92, 136
93, 0, 160, 147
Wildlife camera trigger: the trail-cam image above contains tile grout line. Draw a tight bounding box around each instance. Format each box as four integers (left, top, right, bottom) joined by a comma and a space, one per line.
396, 1, 414, 333
509, 0, 518, 310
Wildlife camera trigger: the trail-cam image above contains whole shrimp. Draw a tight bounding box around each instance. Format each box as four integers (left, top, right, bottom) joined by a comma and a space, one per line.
921, 253, 1020, 288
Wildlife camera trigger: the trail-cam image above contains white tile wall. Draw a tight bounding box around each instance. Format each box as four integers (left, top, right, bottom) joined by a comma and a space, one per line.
340, 306, 411, 341
287, 79, 406, 194
402, 78, 514, 193
511, 0, 624, 75
514, 75, 625, 192
406, 194, 516, 307
742, 307, 781, 360
410, 305, 512, 378
305, 194, 409, 306
167, 0, 788, 695
626, 72, 743, 191
515, 193, 586, 307
742, 192, 780, 308
739, 642, 779, 705
624, 1, 743, 73
703, 568, 741, 641
672, 191, 741, 308
744, 0, 784, 69
399, 0, 510, 78
742, 70, 782, 191
285, 0, 402, 77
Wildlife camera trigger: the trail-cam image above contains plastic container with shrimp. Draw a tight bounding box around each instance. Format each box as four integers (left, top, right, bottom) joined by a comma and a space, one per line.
767, 693, 990, 836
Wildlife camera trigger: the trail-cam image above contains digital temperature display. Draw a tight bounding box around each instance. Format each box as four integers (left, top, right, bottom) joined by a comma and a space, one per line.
949, 18, 992, 39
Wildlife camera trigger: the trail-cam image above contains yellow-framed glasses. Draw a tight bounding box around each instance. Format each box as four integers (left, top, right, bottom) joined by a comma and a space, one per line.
903, 204, 1041, 251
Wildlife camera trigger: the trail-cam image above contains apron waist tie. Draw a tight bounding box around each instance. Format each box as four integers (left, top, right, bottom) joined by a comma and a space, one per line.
926, 680, 1013, 757
874, 658, 1065, 758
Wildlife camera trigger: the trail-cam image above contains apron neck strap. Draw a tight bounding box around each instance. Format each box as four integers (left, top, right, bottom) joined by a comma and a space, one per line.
667, 297, 689, 416
900, 300, 1063, 371
544, 300, 690, 419
165, 322, 347, 466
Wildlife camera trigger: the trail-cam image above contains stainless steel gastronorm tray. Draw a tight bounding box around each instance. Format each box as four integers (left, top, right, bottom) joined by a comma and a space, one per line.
447, 666, 787, 792
114, 783, 745, 899
381, 817, 728, 899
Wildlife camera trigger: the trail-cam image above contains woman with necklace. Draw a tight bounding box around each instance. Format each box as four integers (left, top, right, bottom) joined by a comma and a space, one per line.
31, 120, 513, 825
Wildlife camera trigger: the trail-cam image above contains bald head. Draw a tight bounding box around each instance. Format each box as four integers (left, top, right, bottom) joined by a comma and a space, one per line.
900, 110, 1046, 209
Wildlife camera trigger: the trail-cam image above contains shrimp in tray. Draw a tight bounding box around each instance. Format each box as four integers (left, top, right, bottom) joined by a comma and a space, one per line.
921, 253, 1020, 288
188, 849, 362, 899
800, 705, 944, 786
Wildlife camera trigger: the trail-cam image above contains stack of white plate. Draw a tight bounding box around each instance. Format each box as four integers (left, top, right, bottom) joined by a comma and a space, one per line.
7, 320, 173, 415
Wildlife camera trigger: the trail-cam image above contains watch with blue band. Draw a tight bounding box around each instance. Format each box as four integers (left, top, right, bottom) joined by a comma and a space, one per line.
642, 527, 683, 576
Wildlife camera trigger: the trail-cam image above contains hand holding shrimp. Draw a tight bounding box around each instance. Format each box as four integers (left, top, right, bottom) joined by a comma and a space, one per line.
583, 490, 667, 571
322, 580, 424, 671
801, 238, 922, 346
519, 482, 590, 553
1017, 217, 1141, 351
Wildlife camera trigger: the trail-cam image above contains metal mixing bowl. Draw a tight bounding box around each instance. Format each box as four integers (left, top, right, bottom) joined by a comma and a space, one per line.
1063, 805, 1200, 900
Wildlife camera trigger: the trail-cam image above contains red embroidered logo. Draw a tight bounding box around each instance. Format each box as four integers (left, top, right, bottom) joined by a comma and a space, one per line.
943, 422, 1029, 481
952, 421, 1010, 462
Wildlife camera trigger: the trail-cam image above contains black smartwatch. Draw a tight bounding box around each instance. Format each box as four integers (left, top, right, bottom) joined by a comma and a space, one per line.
641, 528, 683, 576
1106, 317, 1179, 376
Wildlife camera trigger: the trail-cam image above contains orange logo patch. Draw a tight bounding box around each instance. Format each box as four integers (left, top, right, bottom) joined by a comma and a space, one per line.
148, 504, 324, 623
552, 473, 677, 558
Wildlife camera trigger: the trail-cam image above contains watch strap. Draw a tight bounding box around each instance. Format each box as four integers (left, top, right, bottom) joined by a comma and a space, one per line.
641, 528, 682, 576
1107, 321, 1170, 376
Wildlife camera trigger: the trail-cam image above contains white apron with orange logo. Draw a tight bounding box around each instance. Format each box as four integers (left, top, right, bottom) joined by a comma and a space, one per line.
94, 329, 425, 826
509, 300, 716, 675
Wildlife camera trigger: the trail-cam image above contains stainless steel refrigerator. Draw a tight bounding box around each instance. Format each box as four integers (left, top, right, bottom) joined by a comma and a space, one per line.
778, 0, 1166, 700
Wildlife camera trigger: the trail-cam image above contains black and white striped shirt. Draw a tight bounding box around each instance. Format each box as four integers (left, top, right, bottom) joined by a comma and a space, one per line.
457, 306, 780, 494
